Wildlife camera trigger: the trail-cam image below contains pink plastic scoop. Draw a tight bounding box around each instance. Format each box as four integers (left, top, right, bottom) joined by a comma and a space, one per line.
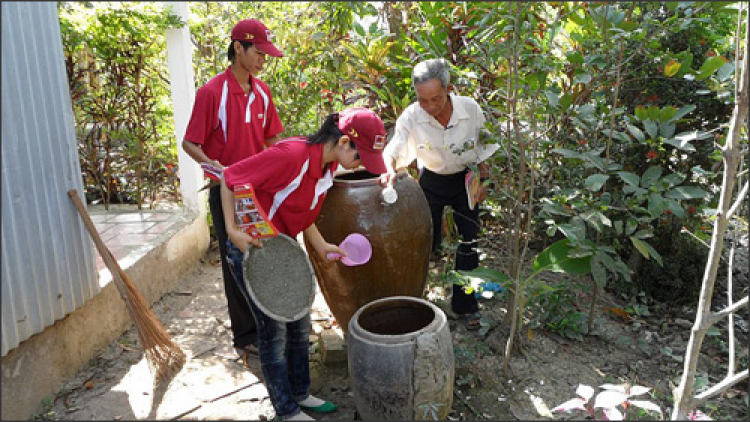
326, 233, 372, 266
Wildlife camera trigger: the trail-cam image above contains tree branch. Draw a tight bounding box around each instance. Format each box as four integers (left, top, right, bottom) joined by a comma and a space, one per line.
694, 370, 749, 403
702, 296, 749, 328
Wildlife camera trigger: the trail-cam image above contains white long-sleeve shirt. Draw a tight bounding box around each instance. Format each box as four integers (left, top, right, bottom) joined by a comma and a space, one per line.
383, 93, 499, 175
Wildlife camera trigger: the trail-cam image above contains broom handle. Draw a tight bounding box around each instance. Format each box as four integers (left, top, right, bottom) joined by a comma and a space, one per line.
67, 189, 130, 303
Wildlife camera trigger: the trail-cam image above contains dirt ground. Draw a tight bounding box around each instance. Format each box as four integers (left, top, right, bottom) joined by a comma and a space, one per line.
36, 235, 748, 421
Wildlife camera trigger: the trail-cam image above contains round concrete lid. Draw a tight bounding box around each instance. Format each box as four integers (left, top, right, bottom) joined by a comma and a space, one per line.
242, 234, 315, 322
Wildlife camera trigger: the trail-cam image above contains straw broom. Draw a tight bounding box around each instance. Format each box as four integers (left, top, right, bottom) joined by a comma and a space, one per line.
68, 189, 186, 385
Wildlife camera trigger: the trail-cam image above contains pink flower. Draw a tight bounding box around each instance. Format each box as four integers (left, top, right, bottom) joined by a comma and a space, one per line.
689, 409, 713, 420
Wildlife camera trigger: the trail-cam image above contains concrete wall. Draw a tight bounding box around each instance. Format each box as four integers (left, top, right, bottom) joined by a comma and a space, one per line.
1, 214, 209, 420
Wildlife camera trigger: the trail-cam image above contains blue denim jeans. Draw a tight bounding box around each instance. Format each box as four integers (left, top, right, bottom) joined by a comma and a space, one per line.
226, 240, 311, 419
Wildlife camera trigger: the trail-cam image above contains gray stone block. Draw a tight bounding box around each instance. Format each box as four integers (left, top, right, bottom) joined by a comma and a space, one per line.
319, 328, 347, 364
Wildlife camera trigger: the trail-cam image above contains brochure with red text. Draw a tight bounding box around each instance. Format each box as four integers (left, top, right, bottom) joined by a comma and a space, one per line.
465, 170, 480, 210
201, 162, 223, 181
233, 184, 279, 239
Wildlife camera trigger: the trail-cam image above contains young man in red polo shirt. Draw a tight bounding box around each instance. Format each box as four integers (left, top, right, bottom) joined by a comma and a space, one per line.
182, 18, 284, 366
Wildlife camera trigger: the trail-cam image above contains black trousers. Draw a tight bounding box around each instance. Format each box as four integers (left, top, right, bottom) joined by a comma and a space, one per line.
419, 168, 480, 315
209, 185, 258, 348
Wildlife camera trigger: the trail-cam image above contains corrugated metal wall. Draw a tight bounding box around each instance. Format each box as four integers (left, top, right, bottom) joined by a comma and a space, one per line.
1, 2, 99, 357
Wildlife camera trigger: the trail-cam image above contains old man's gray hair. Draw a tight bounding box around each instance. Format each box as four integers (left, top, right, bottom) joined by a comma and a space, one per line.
412, 58, 450, 89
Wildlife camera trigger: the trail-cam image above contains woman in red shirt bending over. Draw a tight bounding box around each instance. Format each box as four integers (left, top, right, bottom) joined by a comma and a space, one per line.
220, 108, 388, 421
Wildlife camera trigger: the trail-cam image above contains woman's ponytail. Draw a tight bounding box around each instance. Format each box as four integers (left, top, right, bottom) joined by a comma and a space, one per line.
307, 113, 343, 145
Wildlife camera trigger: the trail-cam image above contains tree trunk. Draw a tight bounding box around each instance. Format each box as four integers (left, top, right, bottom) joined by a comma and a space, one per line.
671, 8, 749, 418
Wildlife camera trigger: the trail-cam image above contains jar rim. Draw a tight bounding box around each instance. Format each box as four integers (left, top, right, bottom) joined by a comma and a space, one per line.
333, 168, 408, 186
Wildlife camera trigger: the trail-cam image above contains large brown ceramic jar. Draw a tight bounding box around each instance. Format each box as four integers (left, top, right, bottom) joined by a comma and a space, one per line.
303, 169, 432, 333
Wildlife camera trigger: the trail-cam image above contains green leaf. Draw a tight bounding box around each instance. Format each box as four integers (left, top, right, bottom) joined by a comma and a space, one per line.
644, 120, 659, 139
596, 211, 613, 228
664, 137, 696, 152
626, 218, 638, 235
551, 148, 581, 158
641, 166, 663, 187
602, 129, 630, 143
666, 131, 710, 151
577, 104, 595, 116
665, 186, 708, 199
659, 122, 676, 139
626, 124, 645, 143
617, 171, 640, 187
545, 90, 559, 108
630, 237, 651, 260
647, 106, 661, 121
614, 220, 623, 235
559, 93, 573, 112
696, 56, 729, 81
533, 240, 592, 275
596, 250, 622, 277
572, 73, 592, 85
591, 255, 608, 288
528, 72, 548, 90
633, 229, 654, 239
661, 173, 686, 188
666, 200, 686, 218
354, 21, 365, 37
566, 51, 584, 65
659, 106, 677, 122
557, 223, 586, 243
584, 174, 609, 192
567, 247, 593, 260
618, 20, 637, 31
583, 211, 612, 232
716, 62, 734, 81
541, 201, 573, 217
611, 130, 632, 143
669, 104, 695, 121
585, 154, 607, 171
624, 185, 647, 196
635, 105, 649, 121
674, 53, 694, 77
632, 237, 663, 266
648, 193, 668, 217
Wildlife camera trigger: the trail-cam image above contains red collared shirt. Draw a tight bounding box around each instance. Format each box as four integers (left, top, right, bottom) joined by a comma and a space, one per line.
184, 67, 283, 166
223, 138, 339, 237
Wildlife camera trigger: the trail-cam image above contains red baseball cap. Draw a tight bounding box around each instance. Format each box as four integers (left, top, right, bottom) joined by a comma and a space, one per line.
338, 108, 388, 175
231, 19, 283, 57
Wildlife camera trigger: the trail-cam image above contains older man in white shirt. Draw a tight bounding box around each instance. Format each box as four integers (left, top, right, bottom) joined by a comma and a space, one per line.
381, 58, 498, 330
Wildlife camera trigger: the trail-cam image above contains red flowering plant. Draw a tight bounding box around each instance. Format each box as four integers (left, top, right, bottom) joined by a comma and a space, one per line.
543, 104, 711, 295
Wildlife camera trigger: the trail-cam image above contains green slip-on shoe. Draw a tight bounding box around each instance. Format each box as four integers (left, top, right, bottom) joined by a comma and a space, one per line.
300, 401, 338, 413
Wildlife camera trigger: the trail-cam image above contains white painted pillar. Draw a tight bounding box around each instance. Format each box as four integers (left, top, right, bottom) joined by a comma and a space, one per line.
164, 2, 204, 214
